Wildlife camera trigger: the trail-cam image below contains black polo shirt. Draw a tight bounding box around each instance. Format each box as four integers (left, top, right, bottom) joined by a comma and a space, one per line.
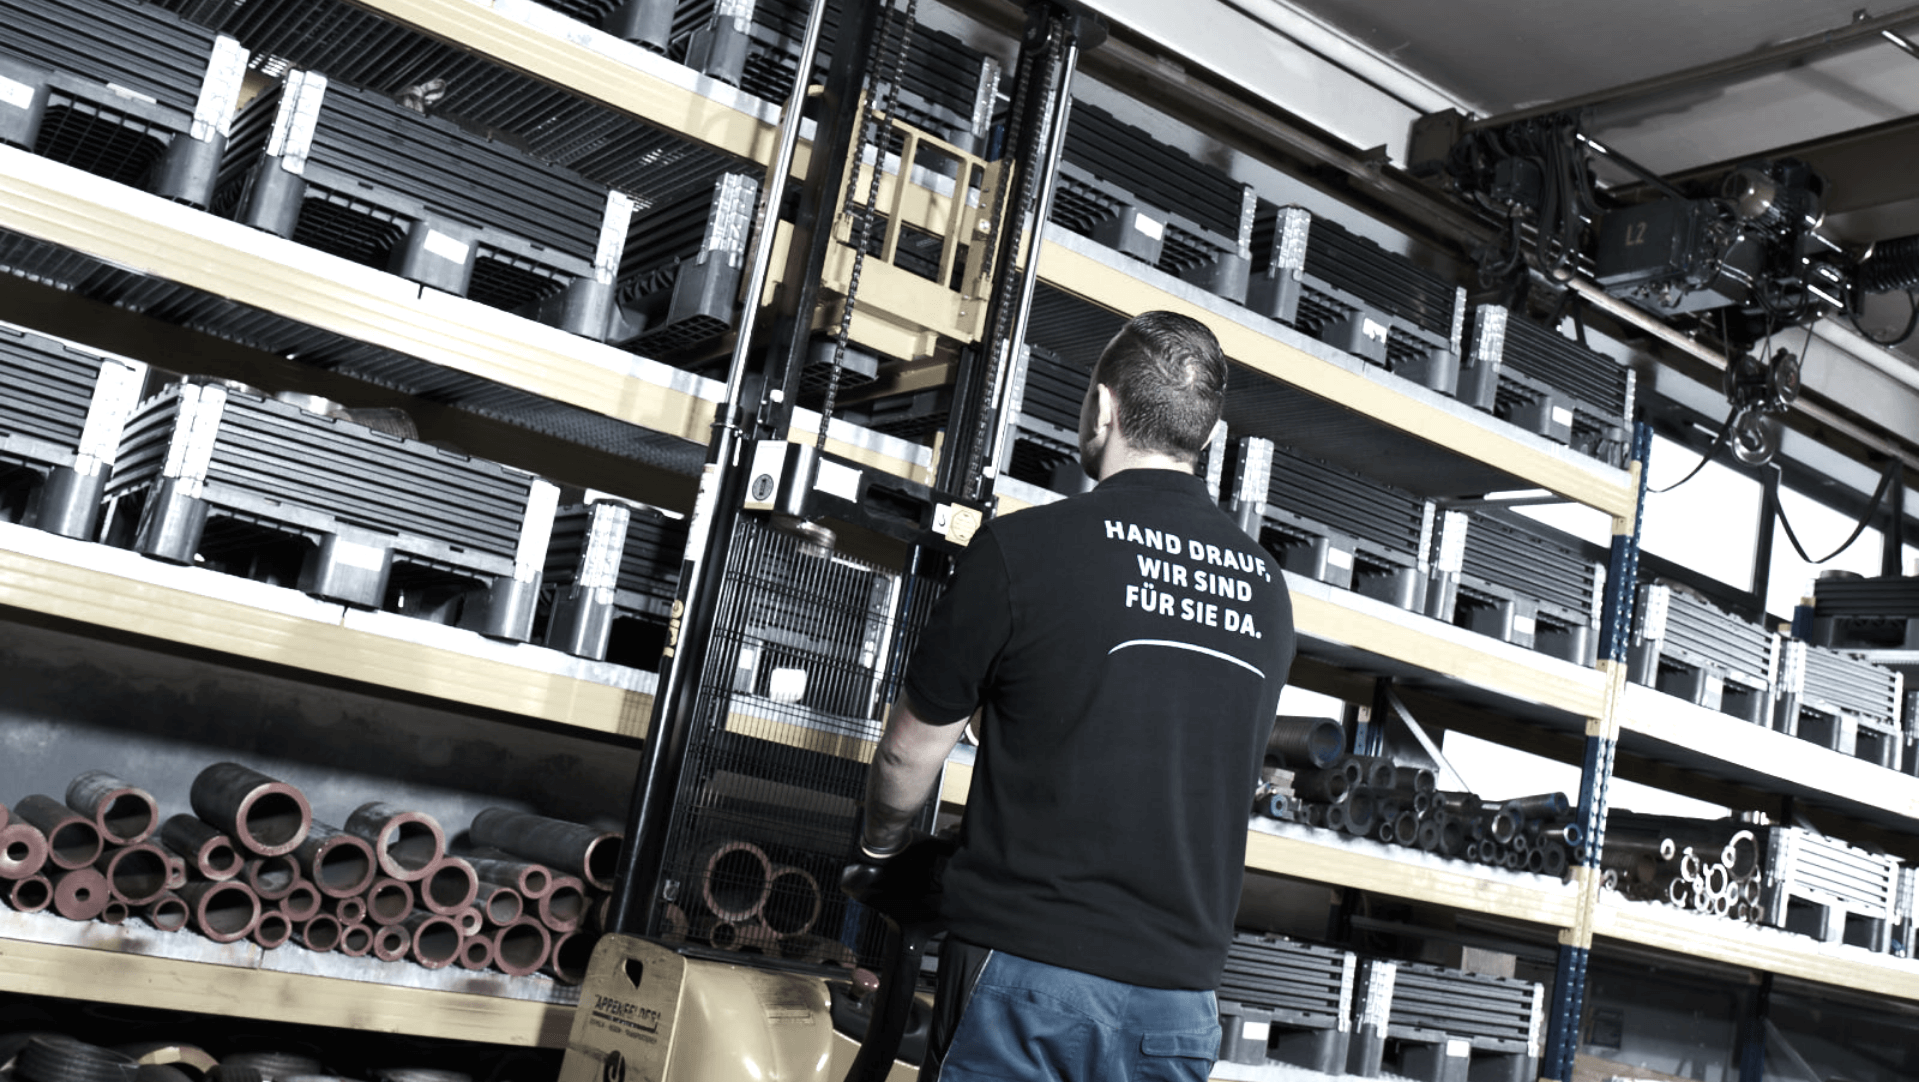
904, 467, 1295, 990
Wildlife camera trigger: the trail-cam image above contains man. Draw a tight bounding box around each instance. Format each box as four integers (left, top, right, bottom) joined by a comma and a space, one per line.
856, 310, 1296, 1082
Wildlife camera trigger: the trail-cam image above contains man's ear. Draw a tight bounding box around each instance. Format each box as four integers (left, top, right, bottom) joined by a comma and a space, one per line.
1094, 383, 1116, 436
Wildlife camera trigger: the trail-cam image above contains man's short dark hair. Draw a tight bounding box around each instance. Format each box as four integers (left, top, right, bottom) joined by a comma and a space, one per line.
1093, 311, 1228, 461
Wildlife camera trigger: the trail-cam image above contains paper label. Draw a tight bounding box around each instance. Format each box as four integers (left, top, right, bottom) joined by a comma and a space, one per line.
331, 538, 388, 572
1446, 1039, 1471, 1058
1241, 1020, 1271, 1043
813, 458, 862, 502
1551, 405, 1574, 428
1514, 614, 1537, 636
423, 228, 472, 266
768, 667, 808, 704
1363, 318, 1390, 342
1326, 548, 1354, 570
0, 74, 35, 111
1132, 212, 1165, 240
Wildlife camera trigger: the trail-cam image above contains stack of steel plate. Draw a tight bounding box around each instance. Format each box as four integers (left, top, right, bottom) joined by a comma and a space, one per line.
1432, 509, 1601, 664
1050, 102, 1255, 303
0, 0, 247, 207
1461, 305, 1635, 467
1762, 825, 1901, 953
211, 71, 632, 339
0, 322, 147, 541
1774, 639, 1905, 768
1811, 573, 1919, 650
1229, 436, 1431, 611
1214, 931, 1356, 1074
102, 382, 560, 641
1247, 206, 1465, 394
1627, 583, 1779, 724
1348, 959, 1544, 1082
543, 500, 689, 665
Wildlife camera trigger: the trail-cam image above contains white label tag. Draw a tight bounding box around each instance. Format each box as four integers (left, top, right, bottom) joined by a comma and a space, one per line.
1446, 1039, 1471, 1058
768, 667, 808, 703
422, 228, 472, 265
332, 539, 388, 572
1706, 674, 1724, 700
1132, 212, 1165, 240
1241, 1020, 1270, 1043
1513, 614, 1537, 636
1327, 548, 1354, 570
0, 74, 35, 111
813, 458, 862, 502
1551, 405, 1574, 428
1363, 318, 1390, 342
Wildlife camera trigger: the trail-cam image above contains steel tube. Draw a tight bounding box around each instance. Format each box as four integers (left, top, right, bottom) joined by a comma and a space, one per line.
180, 880, 259, 943
143, 891, 188, 931
1502, 793, 1571, 819
1724, 830, 1759, 879
418, 857, 479, 916
189, 763, 311, 857
465, 851, 554, 898
299, 913, 343, 952
762, 866, 821, 937
539, 875, 588, 932
294, 822, 377, 899
1489, 810, 1520, 845
331, 895, 367, 926
696, 840, 772, 922
364, 878, 414, 926
1291, 767, 1353, 804
1542, 842, 1570, 877
163, 852, 187, 890
1265, 717, 1345, 769
244, 856, 301, 901
279, 880, 322, 922
373, 924, 411, 962
15, 795, 103, 871
339, 922, 373, 958
1357, 757, 1397, 791
545, 930, 592, 985
480, 885, 524, 927
158, 815, 242, 881
1416, 819, 1441, 852
97, 842, 169, 906
344, 803, 445, 883
469, 810, 621, 892
491, 919, 552, 977
1324, 804, 1348, 834
65, 772, 159, 846
452, 906, 484, 938
7, 874, 51, 913
252, 910, 292, 949
1393, 812, 1419, 847
51, 867, 110, 920
458, 935, 495, 971
0, 823, 49, 880
1375, 820, 1396, 844
404, 911, 462, 970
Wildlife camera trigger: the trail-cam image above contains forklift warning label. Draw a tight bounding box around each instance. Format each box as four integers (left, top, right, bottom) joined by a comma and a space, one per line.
1106, 518, 1271, 639
589, 994, 662, 1043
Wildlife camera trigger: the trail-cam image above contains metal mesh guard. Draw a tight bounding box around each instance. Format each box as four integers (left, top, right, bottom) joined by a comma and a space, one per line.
657, 515, 943, 967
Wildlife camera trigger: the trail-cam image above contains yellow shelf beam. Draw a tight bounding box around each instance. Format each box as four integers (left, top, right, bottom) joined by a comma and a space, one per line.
0, 527, 653, 739
0, 926, 572, 1046
0, 148, 718, 445
1289, 581, 1609, 720
357, 0, 783, 166
1035, 230, 1638, 519
1593, 897, 1919, 1002
1247, 827, 1580, 928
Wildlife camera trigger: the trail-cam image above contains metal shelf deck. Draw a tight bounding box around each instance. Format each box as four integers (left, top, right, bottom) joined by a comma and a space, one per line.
1619, 681, 1919, 828
0, 520, 656, 738
0, 908, 574, 1046
1592, 893, 1919, 1002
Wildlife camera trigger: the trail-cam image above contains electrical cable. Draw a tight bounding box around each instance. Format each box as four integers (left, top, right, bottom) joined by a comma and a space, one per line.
1649, 411, 1733, 494
1848, 290, 1919, 346
1776, 458, 1900, 565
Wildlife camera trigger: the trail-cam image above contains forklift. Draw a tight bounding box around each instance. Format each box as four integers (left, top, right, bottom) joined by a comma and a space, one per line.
557, 0, 1103, 1078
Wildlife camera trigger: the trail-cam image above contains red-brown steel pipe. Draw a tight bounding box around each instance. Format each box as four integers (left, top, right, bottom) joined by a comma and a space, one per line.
189, 763, 311, 857
343, 803, 445, 883
65, 771, 160, 846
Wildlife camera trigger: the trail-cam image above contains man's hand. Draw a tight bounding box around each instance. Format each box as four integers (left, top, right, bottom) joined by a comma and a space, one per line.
840, 833, 956, 929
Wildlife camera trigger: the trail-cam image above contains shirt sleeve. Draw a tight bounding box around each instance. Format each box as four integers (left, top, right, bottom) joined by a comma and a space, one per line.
900, 525, 1013, 725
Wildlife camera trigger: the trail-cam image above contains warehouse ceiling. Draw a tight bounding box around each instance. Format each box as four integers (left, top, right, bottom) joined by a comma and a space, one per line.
1278, 0, 1919, 359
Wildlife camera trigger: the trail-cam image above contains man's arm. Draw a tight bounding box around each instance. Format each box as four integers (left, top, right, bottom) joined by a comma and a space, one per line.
859, 695, 968, 859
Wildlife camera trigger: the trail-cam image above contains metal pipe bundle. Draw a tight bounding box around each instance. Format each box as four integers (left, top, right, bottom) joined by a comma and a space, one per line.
1598, 814, 1765, 924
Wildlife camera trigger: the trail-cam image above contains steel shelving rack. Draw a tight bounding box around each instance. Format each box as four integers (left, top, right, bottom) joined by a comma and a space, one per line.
0, 0, 1912, 1076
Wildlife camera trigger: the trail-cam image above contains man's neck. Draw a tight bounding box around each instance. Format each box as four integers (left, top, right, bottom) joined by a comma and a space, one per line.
1096, 447, 1195, 481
